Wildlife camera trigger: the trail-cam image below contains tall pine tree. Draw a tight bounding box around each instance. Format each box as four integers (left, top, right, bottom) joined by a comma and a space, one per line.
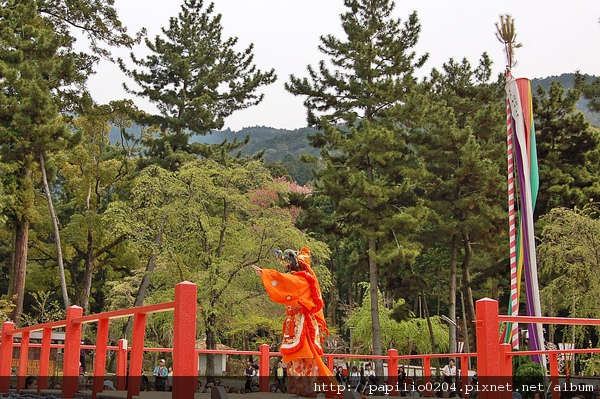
0, 0, 136, 321
119, 0, 276, 169
413, 55, 506, 352
286, 0, 428, 375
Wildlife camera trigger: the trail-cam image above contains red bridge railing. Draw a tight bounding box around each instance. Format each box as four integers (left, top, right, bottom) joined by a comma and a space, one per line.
2, 292, 600, 399
0, 281, 198, 399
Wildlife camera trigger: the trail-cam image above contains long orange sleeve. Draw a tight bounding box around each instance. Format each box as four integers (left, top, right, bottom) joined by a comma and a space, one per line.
261, 269, 319, 312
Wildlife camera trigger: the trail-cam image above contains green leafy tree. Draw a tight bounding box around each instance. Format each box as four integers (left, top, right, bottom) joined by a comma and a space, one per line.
53, 104, 138, 313
286, 0, 428, 376
119, 0, 276, 169
105, 159, 329, 374
346, 284, 449, 355
0, 0, 142, 322
0, 0, 87, 321
538, 205, 600, 345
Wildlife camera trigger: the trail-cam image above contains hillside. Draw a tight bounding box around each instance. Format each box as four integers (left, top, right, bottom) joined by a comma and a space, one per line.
531, 73, 599, 127
108, 73, 599, 184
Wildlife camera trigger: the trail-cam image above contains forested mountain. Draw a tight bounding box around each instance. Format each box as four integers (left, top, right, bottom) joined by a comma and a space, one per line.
109, 73, 600, 184
108, 73, 599, 185
532, 73, 600, 127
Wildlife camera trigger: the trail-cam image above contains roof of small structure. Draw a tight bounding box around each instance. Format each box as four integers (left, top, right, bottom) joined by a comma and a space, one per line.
195, 339, 235, 351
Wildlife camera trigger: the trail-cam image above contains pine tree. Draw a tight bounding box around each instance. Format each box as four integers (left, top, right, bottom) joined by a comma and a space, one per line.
286, 0, 428, 375
119, 0, 276, 169
414, 55, 507, 352
575, 72, 600, 114
0, 0, 89, 321
0, 0, 134, 321
534, 81, 600, 215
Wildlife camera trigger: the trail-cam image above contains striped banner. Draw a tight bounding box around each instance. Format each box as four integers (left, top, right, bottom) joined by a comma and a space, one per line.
505, 77, 544, 365
505, 73, 519, 349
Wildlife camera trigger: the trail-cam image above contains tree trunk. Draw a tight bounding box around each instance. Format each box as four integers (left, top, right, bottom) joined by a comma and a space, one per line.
124, 226, 164, 338
80, 229, 95, 313
39, 153, 70, 309
205, 311, 217, 379
448, 234, 459, 354
461, 230, 476, 351
368, 235, 384, 377
9, 166, 33, 323
460, 291, 471, 369
330, 257, 336, 326
422, 291, 438, 353
10, 216, 29, 323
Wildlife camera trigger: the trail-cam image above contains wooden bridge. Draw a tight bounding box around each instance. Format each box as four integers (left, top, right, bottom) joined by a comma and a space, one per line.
1, 282, 599, 399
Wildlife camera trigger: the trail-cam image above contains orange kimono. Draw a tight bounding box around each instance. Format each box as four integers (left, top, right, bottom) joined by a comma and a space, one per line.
260, 247, 333, 394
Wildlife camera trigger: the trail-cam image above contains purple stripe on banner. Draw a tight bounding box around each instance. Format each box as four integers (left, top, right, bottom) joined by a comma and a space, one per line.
512, 119, 542, 363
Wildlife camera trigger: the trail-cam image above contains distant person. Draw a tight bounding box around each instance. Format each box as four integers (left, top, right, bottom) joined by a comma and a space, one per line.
398, 365, 407, 389
24, 376, 38, 390
152, 359, 168, 391
362, 363, 377, 393
275, 360, 287, 390
349, 366, 361, 390
244, 361, 255, 391
166, 366, 173, 391
103, 380, 116, 391
442, 359, 456, 384
335, 366, 346, 386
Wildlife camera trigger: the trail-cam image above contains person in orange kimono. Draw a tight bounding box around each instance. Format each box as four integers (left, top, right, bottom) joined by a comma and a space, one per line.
252, 246, 333, 397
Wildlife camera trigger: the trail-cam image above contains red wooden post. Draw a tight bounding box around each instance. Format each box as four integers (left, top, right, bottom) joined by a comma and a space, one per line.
116, 339, 128, 390
459, 354, 470, 399
259, 344, 270, 392
63, 305, 83, 399
173, 281, 198, 399
91, 318, 110, 399
387, 349, 399, 396
17, 331, 30, 393
0, 322, 15, 392
422, 357, 431, 397
500, 344, 513, 399
475, 298, 501, 399
549, 352, 560, 399
39, 327, 52, 389
127, 312, 146, 399
327, 354, 334, 372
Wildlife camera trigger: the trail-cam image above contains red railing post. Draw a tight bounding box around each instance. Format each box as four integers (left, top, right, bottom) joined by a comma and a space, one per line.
0, 321, 15, 392
17, 331, 30, 393
91, 318, 109, 399
327, 354, 334, 372
116, 339, 128, 390
173, 281, 198, 399
475, 298, 501, 399
387, 349, 398, 396
422, 357, 431, 397
499, 344, 512, 399
63, 305, 83, 399
549, 352, 560, 399
460, 354, 470, 398
39, 327, 52, 389
259, 344, 270, 392
127, 312, 146, 399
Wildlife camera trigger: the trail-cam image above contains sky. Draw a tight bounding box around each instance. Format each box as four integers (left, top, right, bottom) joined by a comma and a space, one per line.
86, 0, 600, 131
